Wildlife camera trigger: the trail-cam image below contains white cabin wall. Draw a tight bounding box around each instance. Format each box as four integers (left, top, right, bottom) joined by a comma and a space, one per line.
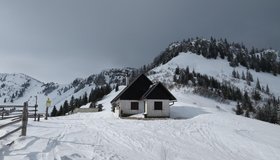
145, 100, 170, 117
119, 100, 144, 115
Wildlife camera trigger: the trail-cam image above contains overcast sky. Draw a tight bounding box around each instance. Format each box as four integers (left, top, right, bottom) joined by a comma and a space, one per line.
0, 0, 279, 83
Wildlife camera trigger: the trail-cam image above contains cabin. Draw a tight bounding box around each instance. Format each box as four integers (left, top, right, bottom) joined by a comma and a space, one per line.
111, 74, 176, 118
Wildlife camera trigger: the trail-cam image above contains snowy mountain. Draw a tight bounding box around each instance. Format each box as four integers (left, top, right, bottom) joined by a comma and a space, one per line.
1, 86, 280, 160
149, 51, 280, 98
1, 38, 279, 121
143, 38, 280, 123
1, 38, 280, 159
0, 73, 43, 104
0, 68, 134, 112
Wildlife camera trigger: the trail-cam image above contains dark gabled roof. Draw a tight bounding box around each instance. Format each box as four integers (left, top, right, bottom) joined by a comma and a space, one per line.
111, 74, 153, 103
142, 82, 177, 101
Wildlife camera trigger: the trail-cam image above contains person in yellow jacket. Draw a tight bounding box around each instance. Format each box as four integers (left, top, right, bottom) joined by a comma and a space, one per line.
45, 98, 52, 120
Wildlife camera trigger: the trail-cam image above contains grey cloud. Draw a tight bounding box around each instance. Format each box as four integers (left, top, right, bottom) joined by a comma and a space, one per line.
0, 0, 279, 83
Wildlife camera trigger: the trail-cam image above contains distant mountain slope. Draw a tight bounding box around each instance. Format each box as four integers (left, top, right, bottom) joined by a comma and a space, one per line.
0, 68, 134, 112
151, 38, 280, 76
2, 86, 279, 160
148, 50, 280, 124
149, 52, 280, 97
1, 37, 279, 121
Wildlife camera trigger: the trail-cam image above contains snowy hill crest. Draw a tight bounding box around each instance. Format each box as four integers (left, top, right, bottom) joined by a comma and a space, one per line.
0, 68, 134, 112
1, 38, 279, 119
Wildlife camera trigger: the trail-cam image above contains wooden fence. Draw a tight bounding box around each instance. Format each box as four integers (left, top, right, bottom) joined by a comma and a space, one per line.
0, 102, 37, 140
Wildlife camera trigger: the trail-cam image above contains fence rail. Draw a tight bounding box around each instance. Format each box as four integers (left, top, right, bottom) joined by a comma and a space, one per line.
0, 102, 32, 140
0, 126, 22, 140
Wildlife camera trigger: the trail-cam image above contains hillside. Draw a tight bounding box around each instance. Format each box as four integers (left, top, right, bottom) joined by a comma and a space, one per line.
1, 38, 279, 122
147, 50, 280, 123
1, 38, 280, 159
0, 68, 133, 112
149, 51, 280, 97
1, 87, 280, 160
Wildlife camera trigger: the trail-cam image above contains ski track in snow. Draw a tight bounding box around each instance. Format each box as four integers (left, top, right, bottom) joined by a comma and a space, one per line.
0, 87, 280, 160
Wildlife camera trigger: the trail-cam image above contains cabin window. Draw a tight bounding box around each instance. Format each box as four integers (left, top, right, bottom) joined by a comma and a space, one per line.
154, 101, 163, 110
131, 102, 139, 110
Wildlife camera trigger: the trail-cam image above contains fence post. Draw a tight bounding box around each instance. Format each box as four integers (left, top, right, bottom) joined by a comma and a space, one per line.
21, 102, 28, 136
1, 108, 4, 119
34, 96, 38, 121
34, 104, 38, 121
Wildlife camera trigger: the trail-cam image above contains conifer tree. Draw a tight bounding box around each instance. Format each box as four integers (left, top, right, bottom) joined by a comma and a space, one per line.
252, 90, 261, 101
241, 71, 246, 80
63, 100, 69, 115
173, 74, 177, 82
232, 69, 236, 78
11, 93, 15, 99
175, 67, 180, 75
236, 71, 240, 79
74, 97, 80, 108
115, 84, 119, 92
83, 92, 88, 105
235, 102, 243, 115
89, 88, 94, 102
186, 67, 190, 76
245, 110, 250, 117
248, 71, 253, 82
70, 96, 75, 107
242, 91, 253, 112
51, 106, 58, 117
256, 102, 279, 123
57, 106, 64, 116
235, 89, 243, 101
266, 85, 270, 94
70, 96, 75, 113
78, 96, 82, 107
256, 78, 261, 90
247, 79, 251, 86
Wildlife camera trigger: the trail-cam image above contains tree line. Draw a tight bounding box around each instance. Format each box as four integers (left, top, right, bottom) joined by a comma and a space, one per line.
51, 84, 112, 117
173, 66, 279, 124
151, 37, 280, 76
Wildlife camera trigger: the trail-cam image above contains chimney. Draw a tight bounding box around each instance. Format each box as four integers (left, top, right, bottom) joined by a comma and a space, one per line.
126, 76, 129, 86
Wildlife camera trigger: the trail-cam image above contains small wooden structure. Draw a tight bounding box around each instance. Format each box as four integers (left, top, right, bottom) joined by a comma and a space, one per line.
73, 103, 103, 113
73, 108, 99, 113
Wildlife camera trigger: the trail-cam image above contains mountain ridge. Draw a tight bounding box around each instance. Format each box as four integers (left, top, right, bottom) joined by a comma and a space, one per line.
1, 37, 279, 123
0, 68, 135, 112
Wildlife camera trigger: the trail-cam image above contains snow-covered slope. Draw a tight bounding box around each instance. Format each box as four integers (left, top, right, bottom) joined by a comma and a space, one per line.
149, 52, 280, 97
0, 73, 96, 113
1, 86, 280, 160
0, 73, 43, 104
1, 38, 280, 159
1, 51, 279, 113
0, 68, 133, 113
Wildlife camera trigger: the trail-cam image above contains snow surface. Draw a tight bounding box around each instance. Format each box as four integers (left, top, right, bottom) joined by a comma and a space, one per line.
1, 52, 279, 114
0, 73, 98, 113
149, 52, 280, 97
1, 52, 280, 159
1, 87, 280, 160
0, 68, 131, 114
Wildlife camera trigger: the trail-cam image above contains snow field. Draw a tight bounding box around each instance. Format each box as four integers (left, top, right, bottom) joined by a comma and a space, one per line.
1, 87, 280, 160
150, 52, 280, 97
